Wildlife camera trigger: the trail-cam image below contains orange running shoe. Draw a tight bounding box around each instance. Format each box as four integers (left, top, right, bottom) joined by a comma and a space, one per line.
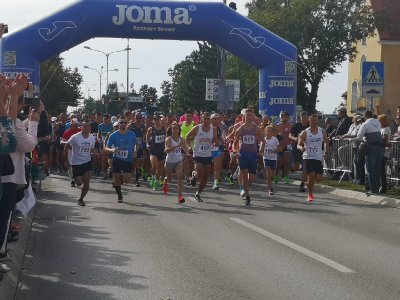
307, 194, 314, 202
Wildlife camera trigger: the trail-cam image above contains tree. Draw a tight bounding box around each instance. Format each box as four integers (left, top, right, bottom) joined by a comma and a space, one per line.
246, 0, 376, 112
40, 56, 82, 114
158, 80, 173, 114
169, 42, 220, 114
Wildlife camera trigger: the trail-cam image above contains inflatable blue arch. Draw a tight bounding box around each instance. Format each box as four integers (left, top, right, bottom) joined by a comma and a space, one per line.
0, 0, 297, 118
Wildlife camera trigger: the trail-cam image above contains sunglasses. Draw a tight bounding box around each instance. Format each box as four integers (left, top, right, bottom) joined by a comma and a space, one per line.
119, 121, 127, 124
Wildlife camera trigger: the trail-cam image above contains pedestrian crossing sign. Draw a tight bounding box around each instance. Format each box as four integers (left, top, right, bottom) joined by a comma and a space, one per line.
362, 62, 384, 86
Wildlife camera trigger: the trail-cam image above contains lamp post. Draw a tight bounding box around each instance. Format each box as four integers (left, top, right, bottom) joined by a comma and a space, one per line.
82, 83, 96, 99
84, 45, 130, 97
125, 39, 141, 109
84, 65, 118, 114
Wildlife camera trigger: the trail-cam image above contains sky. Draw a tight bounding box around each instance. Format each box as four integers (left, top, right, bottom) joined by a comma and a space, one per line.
2, 0, 348, 114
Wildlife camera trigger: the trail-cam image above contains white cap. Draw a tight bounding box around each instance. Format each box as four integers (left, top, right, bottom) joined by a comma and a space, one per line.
51, 117, 57, 122
240, 108, 247, 115
113, 121, 119, 127
111, 116, 118, 123
210, 113, 219, 119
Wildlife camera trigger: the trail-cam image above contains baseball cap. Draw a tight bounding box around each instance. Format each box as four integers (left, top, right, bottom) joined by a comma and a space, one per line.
153, 113, 161, 119
240, 108, 247, 115
338, 106, 347, 112
51, 117, 57, 122
210, 113, 219, 119
111, 116, 118, 123
113, 121, 119, 127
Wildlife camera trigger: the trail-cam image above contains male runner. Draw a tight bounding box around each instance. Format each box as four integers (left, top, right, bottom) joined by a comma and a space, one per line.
128, 112, 146, 187
275, 111, 293, 184
297, 114, 329, 202
186, 112, 217, 202
180, 110, 196, 186
146, 113, 166, 191
234, 109, 264, 205
66, 119, 97, 206
105, 116, 138, 202
98, 114, 113, 179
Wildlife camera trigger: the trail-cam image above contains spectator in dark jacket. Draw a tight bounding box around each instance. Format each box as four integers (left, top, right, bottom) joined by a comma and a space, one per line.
331, 106, 353, 139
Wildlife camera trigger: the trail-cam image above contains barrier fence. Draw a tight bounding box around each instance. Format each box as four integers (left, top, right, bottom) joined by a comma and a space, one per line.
323, 139, 400, 186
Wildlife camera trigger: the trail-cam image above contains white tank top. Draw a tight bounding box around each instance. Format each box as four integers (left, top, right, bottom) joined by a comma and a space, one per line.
166, 137, 183, 163
193, 125, 213, 157
303, 127, 324, 161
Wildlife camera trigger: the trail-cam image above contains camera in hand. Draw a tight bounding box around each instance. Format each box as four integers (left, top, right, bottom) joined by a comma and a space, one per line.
24, 97, 41, 110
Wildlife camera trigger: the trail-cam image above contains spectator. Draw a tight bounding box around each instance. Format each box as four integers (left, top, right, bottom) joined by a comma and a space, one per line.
331, 106, 352, 139
356, 110, 383, 194
378, 114, 391, 194
37, 111, 52, 175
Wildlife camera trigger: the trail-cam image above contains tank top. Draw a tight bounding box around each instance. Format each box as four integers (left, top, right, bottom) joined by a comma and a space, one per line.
303, 127, 323, 161
193, 125, 213, 157
166, 137, 183, 163
239, 124, 258, 153
150, 127, 166, 154
130, 124, 145, 149
180, 121, 195, 138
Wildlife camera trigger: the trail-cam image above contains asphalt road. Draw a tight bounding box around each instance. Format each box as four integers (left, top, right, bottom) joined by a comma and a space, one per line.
16, 174, 400, 300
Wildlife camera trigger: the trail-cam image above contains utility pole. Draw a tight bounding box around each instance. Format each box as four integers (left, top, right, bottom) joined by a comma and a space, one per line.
126, 38, 130, 110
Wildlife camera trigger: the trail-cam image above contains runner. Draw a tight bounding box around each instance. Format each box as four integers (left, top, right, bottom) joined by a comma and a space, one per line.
297, 114, 329, 202
62, 119, 82, 187
289, 111, 309, 192
105, 116, 138, 203
146, 113, 166, 191
260, 125, 281, 195
98, 114, 113, 179
185, 112, 217, 202
275, 111, 293, 184
180, 109, 196, 186
210, 113, 226, 190
66, 119, 97, 206
234, 108, 264, 205
128, 112, 146, 187
163, 122, 190, 203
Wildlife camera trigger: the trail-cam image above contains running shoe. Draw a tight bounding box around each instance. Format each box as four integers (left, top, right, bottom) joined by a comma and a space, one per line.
153, 180, 159, 191
118, 195, 123, 203
135, 181, 140, 187
71, 180, 76, 187
194, 192, 203, 202
190, 176, 196, 187
273, 175, 279, 184
244, 196, 251, 206
163, 182, 169, 194
229, 176, 234, 185
284, 176, 290, 184
307, 194, 314, 202
269, 188, 274, 195
240, 188, 245, 197
178, 195, 185, 203
78, 199, 86, 206
299, 182, 306, 192
150, 177, 155, 188
212, 183, 220, 190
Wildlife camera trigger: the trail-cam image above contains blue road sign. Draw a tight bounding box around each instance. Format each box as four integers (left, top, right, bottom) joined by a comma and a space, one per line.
362, 62, 384, 86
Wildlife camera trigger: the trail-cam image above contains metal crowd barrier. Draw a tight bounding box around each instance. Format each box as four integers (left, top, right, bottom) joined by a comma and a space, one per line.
323, 139, 400, 186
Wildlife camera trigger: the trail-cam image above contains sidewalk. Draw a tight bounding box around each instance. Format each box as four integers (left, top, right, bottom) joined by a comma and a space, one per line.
0, 208, 35, 300
288, 172, 400, 208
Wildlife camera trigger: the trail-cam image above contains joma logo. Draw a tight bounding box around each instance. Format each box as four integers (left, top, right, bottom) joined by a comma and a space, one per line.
112, 5, 193, 25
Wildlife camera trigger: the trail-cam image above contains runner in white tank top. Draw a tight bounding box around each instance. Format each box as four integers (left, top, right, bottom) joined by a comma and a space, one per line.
164, 122, 190, 203
297, 114, 329, 202
186, 112, 217, 202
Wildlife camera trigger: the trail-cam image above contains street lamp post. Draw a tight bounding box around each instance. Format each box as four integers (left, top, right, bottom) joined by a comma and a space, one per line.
84, 65, 118, 114
82, 83, 96, 99
84, 45, 130, 97
125, 39, 140, 109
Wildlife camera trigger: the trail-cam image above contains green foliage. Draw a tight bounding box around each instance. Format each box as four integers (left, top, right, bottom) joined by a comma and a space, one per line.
169, 42, 220, 114
40, 56, 82, 114
246, 0, 376, 112
158, 80, 173, 114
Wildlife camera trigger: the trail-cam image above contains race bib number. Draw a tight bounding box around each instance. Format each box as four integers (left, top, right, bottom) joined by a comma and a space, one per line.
265, 148, 274, 155
307, 146, 319, 154
199, 143, 210, 153
243, 135, 255, 144
115, 149, 128, 159
155, 135, 165, 143
79, 142, 91, 154
174, 147, 182, 154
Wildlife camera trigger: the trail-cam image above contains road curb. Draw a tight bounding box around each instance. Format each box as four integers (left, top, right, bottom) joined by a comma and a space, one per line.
291, 180, 400, 208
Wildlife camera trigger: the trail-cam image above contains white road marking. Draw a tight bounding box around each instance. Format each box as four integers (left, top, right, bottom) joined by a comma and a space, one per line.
229, 217, 355, 273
